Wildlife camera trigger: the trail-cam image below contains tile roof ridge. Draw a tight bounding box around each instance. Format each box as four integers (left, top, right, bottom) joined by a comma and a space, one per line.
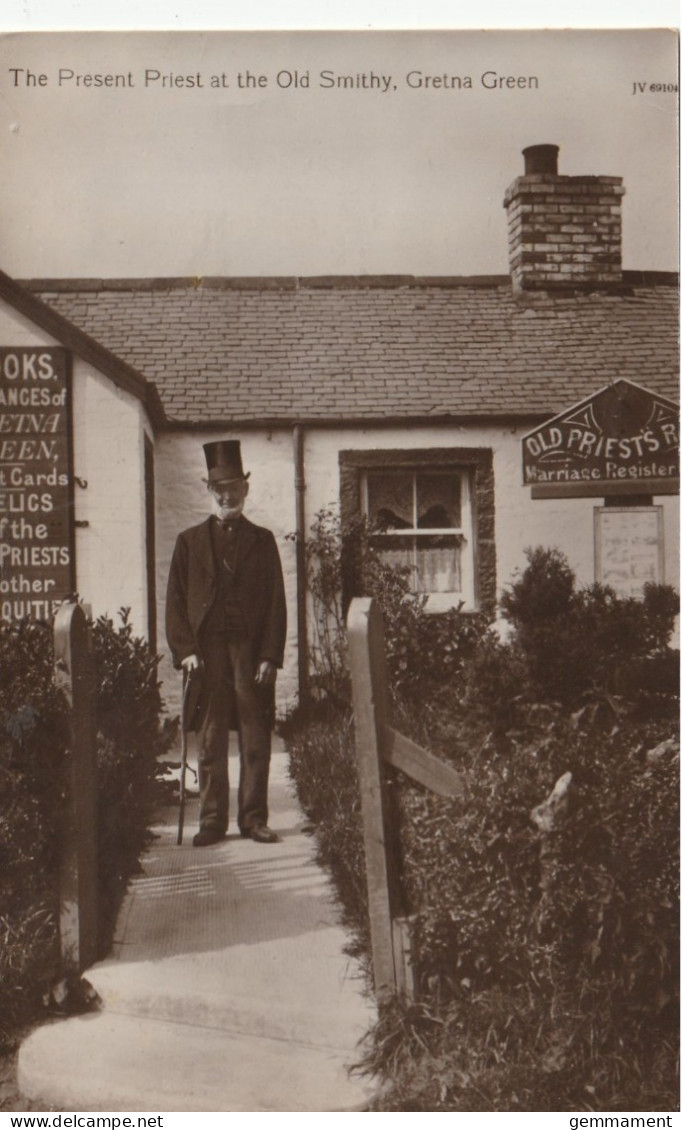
21, 271, 678, 293
21, 273, 519, 292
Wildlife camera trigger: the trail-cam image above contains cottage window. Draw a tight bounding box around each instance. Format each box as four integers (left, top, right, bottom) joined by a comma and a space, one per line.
362, 468, 475, 609
340, 447, 495, 616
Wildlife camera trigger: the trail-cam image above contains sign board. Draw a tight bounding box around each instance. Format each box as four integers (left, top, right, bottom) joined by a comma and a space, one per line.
522, 380, 679, 499
595, 506, 663, 598
0, 347, 75, 622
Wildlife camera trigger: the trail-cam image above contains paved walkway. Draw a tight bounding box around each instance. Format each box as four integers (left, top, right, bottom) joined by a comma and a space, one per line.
18, 739, 377, 1112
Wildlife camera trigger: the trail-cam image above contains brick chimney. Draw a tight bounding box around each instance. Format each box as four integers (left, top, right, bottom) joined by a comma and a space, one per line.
503, 144, 625, 293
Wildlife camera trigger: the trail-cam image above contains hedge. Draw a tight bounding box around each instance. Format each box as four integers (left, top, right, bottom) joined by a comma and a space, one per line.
284, 525, 679, 1112
0, 610, 175, 1050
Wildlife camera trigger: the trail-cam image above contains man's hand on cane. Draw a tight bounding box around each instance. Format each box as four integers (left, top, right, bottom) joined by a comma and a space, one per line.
182, 654, 201, 675
255, 660, 277, 687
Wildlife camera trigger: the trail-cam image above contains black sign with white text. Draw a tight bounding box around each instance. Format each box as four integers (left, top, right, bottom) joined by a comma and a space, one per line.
0, 347, 75, 621
523, 380, 679, 493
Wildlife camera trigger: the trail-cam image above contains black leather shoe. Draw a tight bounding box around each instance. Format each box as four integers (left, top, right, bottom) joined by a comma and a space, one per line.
192, 829, 225, 847
247, 825, 279, 844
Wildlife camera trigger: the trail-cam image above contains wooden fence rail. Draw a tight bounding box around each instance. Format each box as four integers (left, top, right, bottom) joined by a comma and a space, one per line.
53, 602, 98, 975
347, 596, 464, 1002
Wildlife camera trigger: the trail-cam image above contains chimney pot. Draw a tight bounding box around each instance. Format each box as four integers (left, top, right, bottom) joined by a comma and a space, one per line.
523, 144, 560, 175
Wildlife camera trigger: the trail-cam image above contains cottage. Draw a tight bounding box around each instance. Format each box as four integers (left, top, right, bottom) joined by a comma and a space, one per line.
0, 144, 678, 714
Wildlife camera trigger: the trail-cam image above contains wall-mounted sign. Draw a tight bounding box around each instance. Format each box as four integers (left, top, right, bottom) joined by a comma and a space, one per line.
595, 506, 663, 598
522, 380, 679, 499
0, 347, 75, 622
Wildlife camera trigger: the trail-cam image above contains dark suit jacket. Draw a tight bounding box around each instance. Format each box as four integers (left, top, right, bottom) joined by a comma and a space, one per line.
165, 516, 287, 729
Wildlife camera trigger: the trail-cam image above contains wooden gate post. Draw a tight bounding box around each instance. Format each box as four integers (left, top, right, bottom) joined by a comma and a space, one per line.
347, 597, 406, 1000
54, 602, 98, 974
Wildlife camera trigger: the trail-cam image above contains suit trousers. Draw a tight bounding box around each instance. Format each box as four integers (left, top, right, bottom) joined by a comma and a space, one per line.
196, 632, 271, 835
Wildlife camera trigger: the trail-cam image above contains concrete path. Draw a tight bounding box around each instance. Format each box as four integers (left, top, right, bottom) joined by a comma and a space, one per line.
18, 739, 377, 1112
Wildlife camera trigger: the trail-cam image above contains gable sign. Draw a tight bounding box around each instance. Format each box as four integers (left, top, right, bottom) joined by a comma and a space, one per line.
522, 380, 679, 496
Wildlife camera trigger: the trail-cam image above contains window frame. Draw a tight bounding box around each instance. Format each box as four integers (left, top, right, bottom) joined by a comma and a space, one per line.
339, 447, 496, 616
361, 466, 475, 608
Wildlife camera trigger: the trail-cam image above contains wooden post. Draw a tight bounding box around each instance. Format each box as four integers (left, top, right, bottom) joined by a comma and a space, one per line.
347, 596, 466, 1002
347, 597, 407, 1000
54, 603, 98, 974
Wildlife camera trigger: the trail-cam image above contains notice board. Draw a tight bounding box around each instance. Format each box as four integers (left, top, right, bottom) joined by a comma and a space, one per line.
0, 346, 75, 621
594, 506, 664, 598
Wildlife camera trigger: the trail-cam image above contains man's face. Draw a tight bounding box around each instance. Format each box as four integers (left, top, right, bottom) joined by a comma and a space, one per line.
208, 476, 249, 519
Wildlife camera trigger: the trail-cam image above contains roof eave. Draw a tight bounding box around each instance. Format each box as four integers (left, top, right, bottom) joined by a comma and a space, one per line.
162, 410, 564, 431
0, 269, 167, 431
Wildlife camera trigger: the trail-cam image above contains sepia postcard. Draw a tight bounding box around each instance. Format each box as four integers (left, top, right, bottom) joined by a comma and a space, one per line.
0, 24, 679, 1120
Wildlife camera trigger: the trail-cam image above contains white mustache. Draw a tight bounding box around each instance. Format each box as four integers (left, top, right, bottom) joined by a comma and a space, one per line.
211, 497, 244, 519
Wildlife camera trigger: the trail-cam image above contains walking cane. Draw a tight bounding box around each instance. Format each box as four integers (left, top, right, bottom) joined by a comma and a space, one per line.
177, 668, 194, 846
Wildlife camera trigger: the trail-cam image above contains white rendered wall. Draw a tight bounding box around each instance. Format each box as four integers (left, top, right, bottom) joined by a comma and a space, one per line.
70, 364, 151, 638
303, 422, 679, 600
156, 420, 679, 715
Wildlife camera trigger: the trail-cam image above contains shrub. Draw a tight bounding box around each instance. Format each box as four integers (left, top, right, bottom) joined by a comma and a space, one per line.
0, 619, 67, 1047
364, 710, 679, 1111
360, 551, 680, 1111
286, 507, 351, 706
500, 544, 575, 625
91, 609, 176, 944
285, 537, 679, 1111
0, 609, 174, 1050
500, 547, 679, 706
293, 507, 488, 713
284, 506, 488, 954
282, 704, 369, 959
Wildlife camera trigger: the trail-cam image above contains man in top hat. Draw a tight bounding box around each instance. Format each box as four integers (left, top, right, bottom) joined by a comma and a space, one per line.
166, 440, 287, 847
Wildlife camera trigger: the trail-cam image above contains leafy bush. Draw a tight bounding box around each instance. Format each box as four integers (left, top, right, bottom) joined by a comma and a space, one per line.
286, 507, 350, 706
284, 506, 488, 950
373, 710, 679, 1111
0, 619, 68, 1047
0, 609, 174, 1050
292, 507, 487, 713
285, 536, 679, 1111
91, 609, 176, 942
500, 547, 679, 706
281, 704, 369, 959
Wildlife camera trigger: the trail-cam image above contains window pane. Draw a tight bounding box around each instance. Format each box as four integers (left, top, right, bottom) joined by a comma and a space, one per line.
374, 534, 462, 593
373, 535, 416, 582
367, 472, 413, 530
416, 535, 462, 592
416, 473, 461, 529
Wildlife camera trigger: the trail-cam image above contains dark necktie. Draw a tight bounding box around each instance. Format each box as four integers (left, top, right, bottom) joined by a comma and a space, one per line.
219, 519, 240, 576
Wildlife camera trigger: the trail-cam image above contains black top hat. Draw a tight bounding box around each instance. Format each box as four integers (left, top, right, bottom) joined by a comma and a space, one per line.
203, 440, 250, 483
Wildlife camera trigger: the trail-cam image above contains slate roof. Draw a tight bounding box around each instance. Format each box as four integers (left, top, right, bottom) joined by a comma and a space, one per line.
0, 269, 165, 428
20, 274, 680, 426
